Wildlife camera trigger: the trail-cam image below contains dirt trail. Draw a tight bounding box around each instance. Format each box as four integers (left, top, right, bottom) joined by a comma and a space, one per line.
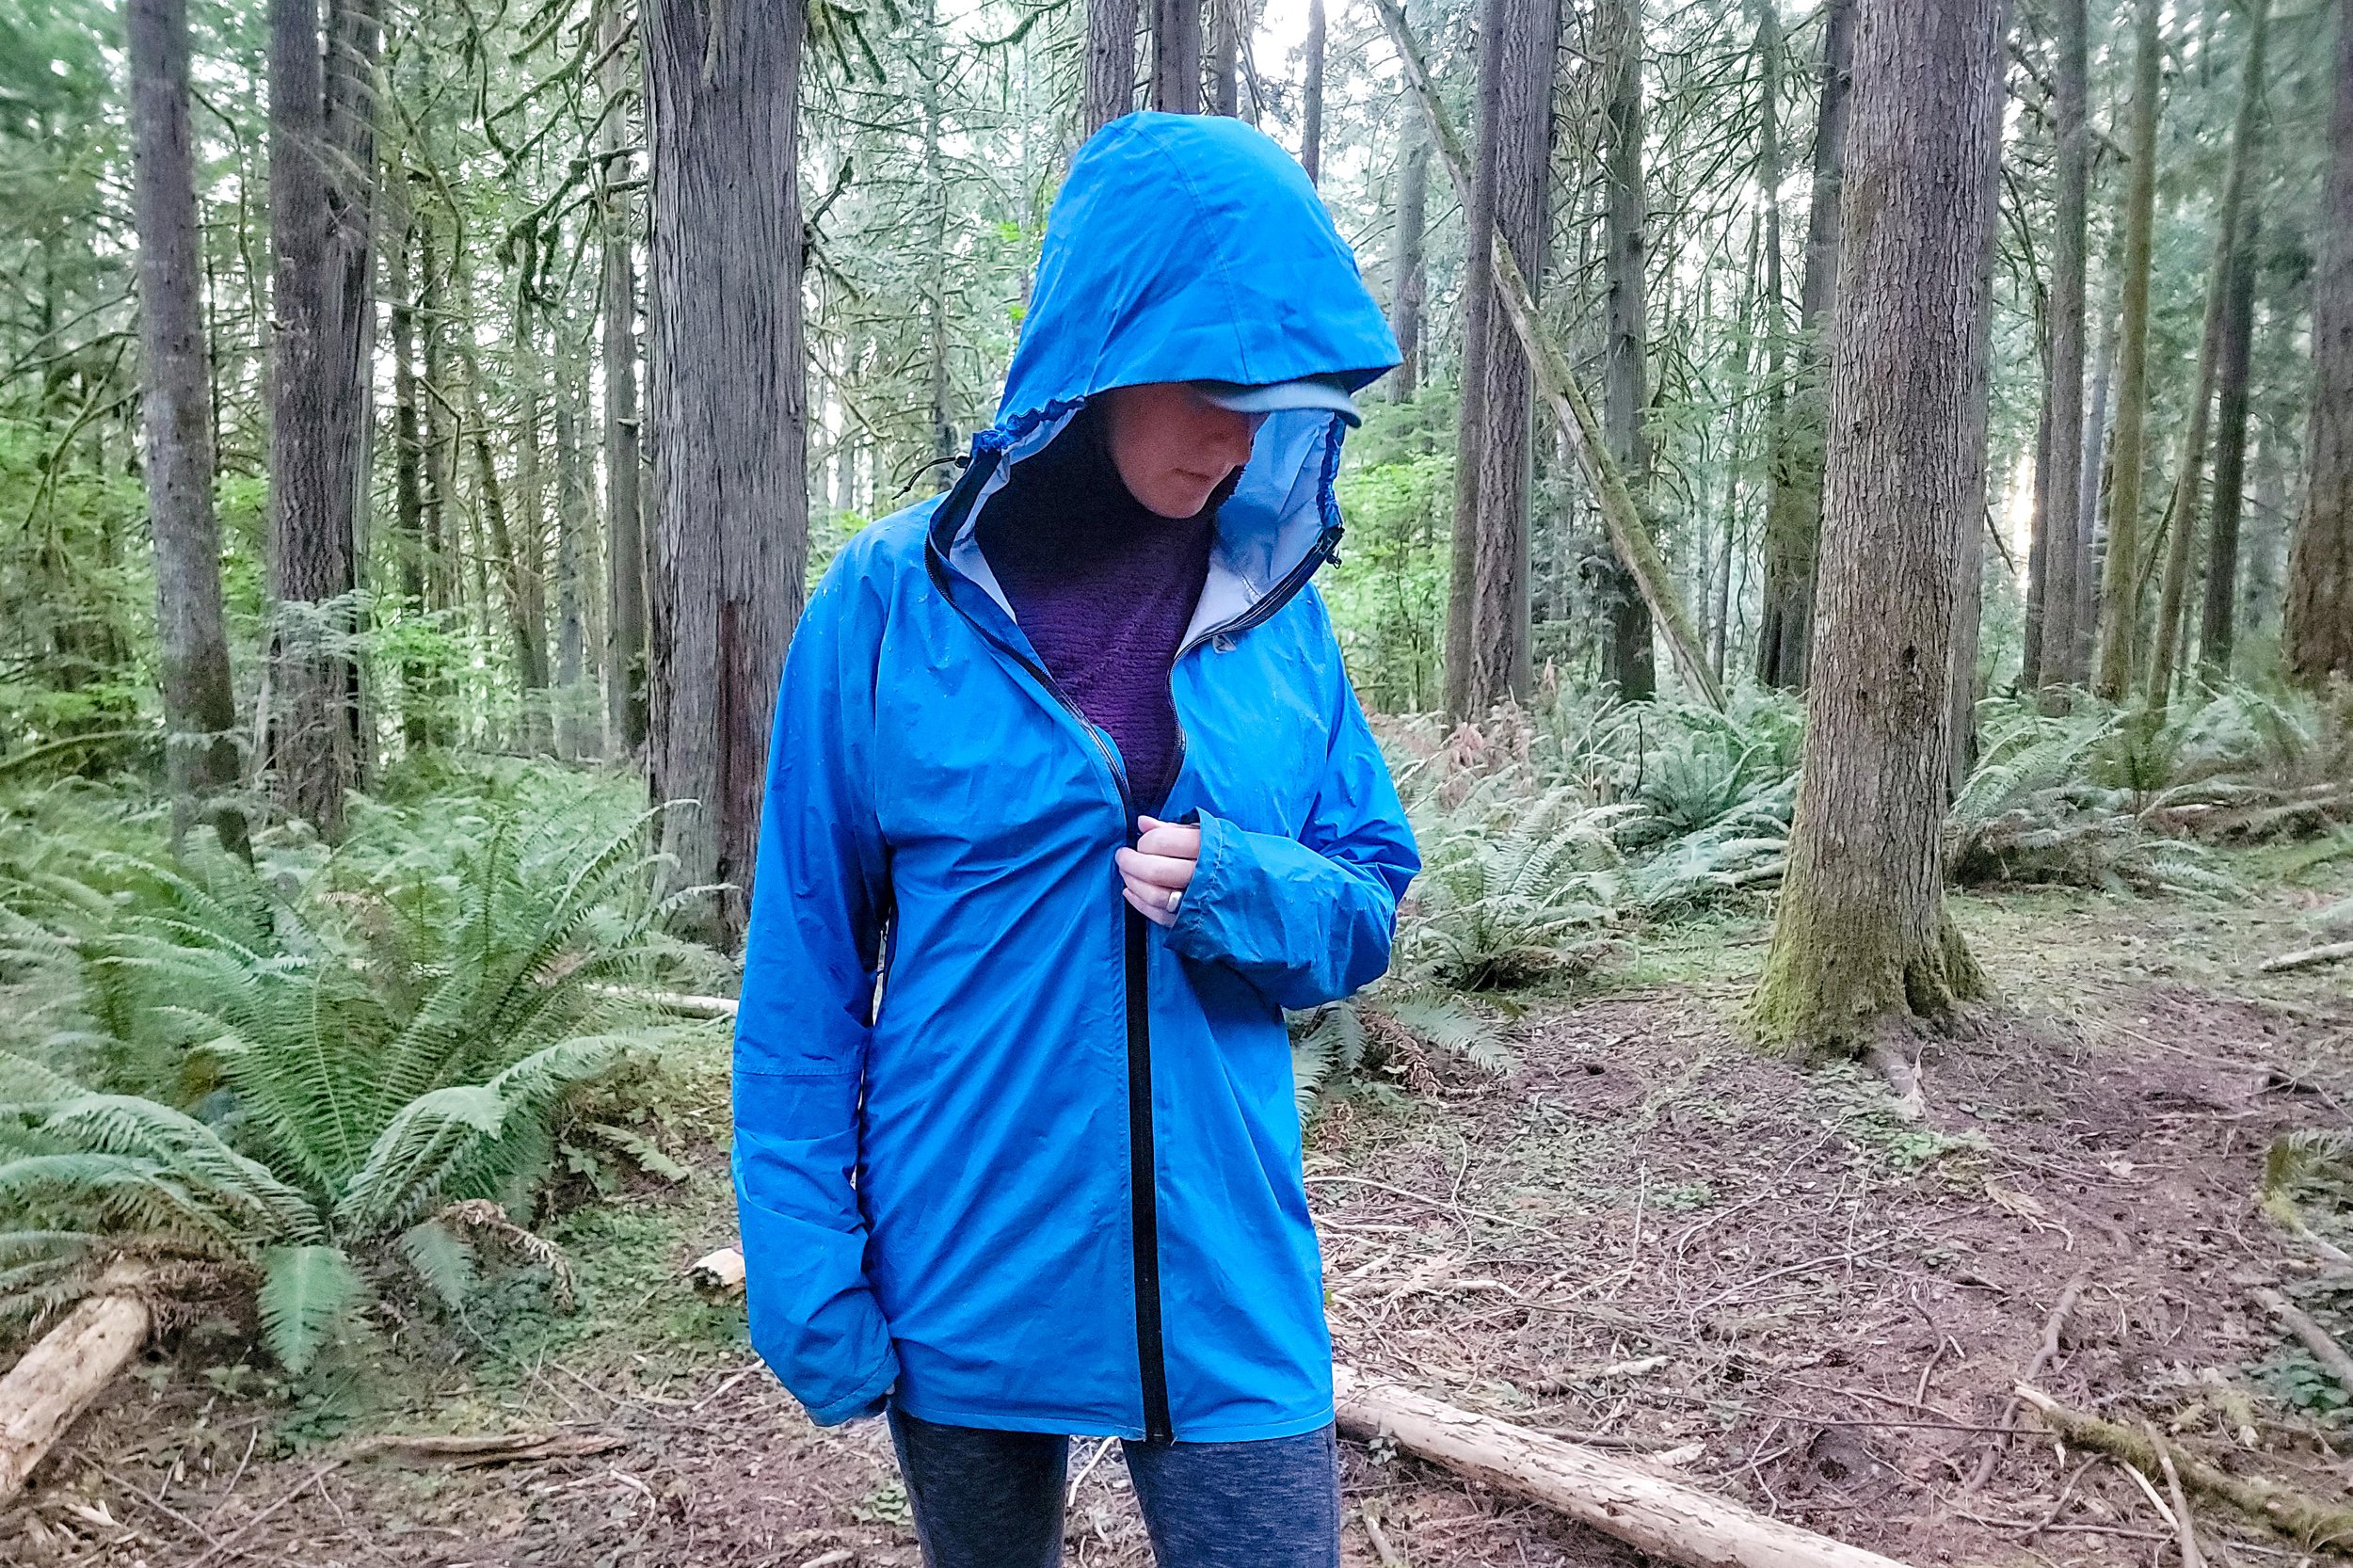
6, 880, 2350, 1568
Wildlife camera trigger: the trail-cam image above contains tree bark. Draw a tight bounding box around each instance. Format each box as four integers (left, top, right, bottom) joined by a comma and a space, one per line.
1303, 0, 1326, 181
1755, 0, 1854, 691
1209, 0, 1239, 116
127, 0, 248, 858
511, 292, 553, 750
644, 0, 809, 945
1389, 124, 1429, 399
389, 204, 433, 752
554, 321, 590, 760
1084, 0, 1141, 135
2073, 290, 2119, 678
2149, 0, 2266, 708
1152, 0, 1203, 114
1750, 0, 2003, 1058
1598, 0, 1654, 701
2285, 0, 2353, 689
2037, 0, 2090, 689
1442, 0, 1558, 719
264, 0, 357, 834
600, 2, 648, 755
2093, 0, 2162, 700
2201, 207, 2261, 680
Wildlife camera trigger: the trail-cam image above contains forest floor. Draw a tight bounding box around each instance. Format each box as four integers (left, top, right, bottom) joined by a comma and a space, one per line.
7, 846, 2353, 1568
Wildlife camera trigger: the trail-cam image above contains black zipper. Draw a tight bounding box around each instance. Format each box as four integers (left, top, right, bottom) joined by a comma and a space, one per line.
924, 435, 1344, 1448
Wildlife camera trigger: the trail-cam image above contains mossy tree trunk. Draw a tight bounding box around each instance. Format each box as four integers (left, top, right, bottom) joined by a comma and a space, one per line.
1751, 0, 2004, 1060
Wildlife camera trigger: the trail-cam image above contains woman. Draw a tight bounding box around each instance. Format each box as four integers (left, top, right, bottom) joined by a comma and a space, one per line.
733, 111, 1417, 1568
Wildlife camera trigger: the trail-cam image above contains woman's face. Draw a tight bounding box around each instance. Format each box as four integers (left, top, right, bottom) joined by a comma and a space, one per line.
1098, 382, 1264, 519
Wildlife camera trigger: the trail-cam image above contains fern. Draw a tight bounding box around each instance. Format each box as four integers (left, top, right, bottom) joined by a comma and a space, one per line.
258, 1243, 364, 1374
0, 766, 723, 1368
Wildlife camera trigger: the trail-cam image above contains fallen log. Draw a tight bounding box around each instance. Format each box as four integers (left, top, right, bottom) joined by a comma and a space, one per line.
1333, 1366, 1912, 1568
0, 1289, 151, 1498
2260, 941, 2353, 976
2015, 1384, 2353, 1552
588, 983, 740, 1018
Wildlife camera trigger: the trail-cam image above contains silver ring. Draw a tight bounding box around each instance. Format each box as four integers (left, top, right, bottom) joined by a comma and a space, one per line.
1166, 888, 1182, 912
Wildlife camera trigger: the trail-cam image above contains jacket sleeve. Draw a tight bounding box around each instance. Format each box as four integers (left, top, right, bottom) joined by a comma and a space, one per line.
1165, 627, 1419, 1011
731, 557, 898, 1426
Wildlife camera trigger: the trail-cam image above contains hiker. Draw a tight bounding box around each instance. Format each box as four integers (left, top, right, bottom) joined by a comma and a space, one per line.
732, 111, 1418, 1568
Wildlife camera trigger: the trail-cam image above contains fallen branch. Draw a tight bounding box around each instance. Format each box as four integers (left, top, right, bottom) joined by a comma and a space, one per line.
349, 1432, 622, 1467
588, 983, 739, 1018
1367, 0, 1725, 712
2014, 1384, 2353, 1552
0, 1288, 151, 1498
2260, 942, 2353, 976
2148, 1419, 2209, 1568
1334, 1366, 1913, 1568
1961, 1274, 2085, 1494
2252, 1288, 2353, 1400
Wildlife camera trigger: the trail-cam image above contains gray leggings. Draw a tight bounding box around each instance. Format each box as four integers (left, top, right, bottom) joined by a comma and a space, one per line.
885, 1402, 1342, 1568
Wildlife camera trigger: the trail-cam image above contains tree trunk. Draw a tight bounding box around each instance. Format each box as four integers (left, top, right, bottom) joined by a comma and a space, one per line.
1598, 0, 1654, 700
1152, 0, 1202, 114
2023, 330, 2054, 688
2093, 0, 2162, 700
1755, 0, 1855, 691
2285, 0, 2353, 689
512, 294, 553, 750
554, 322, 590, 761
1303, 0, 1326, 181
389, 207, 433, 754
2148, 0, 2266, 709
920, 0, 953, 460
1209, 0, 1239, 115
1389, 124, 1429, 399
1750, 0, 2003, 1059
420, 202, 454, 624
127, 0, 248, 859
2037, 0, 2090, 690
264, 0, 357, 834
2073, 293, 2119, 679
644, 0, 809, 945
1441, 0, 1558, 720
1085, 0, 1141, 135
2201, 208, 2261, 681
600, 2, 648, 755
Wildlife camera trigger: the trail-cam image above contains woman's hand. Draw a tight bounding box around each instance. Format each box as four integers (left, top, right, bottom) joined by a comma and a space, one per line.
1115, 814, 1201, 927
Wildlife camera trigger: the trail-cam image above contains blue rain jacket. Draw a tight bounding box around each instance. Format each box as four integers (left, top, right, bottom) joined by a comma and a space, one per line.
732, 112, 1419, 1444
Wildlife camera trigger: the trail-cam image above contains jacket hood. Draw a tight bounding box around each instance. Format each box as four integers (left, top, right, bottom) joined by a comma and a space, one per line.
999, 112, 1400, 420
943, 113, 1400, 648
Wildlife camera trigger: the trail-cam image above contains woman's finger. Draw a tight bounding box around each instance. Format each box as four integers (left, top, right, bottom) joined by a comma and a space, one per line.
1122, 884, 1178, 927
1134, 823, 1201, 859
1115, 847, 1194, 890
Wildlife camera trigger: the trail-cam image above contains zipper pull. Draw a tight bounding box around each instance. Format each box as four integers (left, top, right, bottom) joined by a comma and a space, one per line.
1211, 632, 1237, 653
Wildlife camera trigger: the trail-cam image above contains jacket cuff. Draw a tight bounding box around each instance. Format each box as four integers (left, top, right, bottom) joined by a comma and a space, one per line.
803, 1352, 901, 1427
1166, 809, 1236, 961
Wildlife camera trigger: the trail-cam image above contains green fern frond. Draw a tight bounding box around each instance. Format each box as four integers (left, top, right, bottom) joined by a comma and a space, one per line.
257, 1243, 363, 1373
394, 1218, 477, 1311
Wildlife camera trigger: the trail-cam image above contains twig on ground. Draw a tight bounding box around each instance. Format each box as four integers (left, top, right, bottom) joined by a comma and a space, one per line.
2150, 1419, 2210, 1568
1961, 1275, 2087, 1495
2016, 1384, 2353, 1552
2258, 942, 2353, 975
182, 1459, 349, 1568
1363, 1500, 1409, 1568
